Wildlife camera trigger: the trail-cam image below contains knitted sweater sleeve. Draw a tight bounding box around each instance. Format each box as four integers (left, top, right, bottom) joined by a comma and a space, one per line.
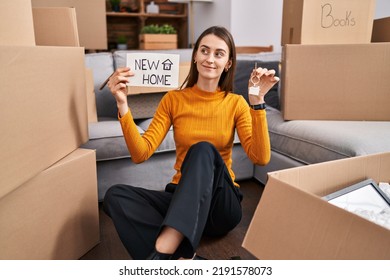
118, 93, 172, 164
235, 96, 271, 165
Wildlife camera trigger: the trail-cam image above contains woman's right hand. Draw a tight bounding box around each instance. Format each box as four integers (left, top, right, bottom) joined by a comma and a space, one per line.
107, 67, 134, 116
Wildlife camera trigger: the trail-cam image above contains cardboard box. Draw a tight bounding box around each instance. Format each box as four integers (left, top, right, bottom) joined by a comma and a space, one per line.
281, 0, 376, 45
0, 46, 88, 200
372, 17, 390, 42
31, 0, 107, 50
243, 152, 390, 259
0, 0, 35, 46
86, 68, 98, 123
127, 62, 190, 95
281, 43, 390, 121
139, 34, 178, 50
33, 7, 80, 47
0, 149, 99, 260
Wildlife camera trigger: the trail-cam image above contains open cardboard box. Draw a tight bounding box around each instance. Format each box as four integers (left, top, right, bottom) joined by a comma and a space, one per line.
0, 149, 99, 260
281, 43, 390, 121
281, 0, 376, 45
243, 152, 390, 259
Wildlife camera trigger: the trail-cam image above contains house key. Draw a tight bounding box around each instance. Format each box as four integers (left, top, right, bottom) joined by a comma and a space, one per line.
249, 62, 260, 96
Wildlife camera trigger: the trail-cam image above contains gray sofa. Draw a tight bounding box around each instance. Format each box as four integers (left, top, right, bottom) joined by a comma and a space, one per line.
83, 49, 390, 201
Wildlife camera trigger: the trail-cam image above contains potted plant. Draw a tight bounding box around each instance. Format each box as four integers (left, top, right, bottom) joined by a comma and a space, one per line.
117, 35, 127, 50
139, 24, 178, 50
110, 0, 121, 12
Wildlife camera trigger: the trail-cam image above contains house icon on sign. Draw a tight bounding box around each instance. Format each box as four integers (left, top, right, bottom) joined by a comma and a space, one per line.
162, 59, 173, 71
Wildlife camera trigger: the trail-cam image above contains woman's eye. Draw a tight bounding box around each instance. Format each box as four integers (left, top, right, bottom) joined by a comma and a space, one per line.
201, 48, 209, 55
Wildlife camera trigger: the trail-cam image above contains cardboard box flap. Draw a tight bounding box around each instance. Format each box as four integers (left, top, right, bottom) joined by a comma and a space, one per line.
0, 0, 35, 46
270, 152, 390, 193
33, 7, 80, 47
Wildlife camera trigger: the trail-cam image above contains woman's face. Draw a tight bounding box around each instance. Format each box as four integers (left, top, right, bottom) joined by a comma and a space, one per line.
194, 34, 231, 83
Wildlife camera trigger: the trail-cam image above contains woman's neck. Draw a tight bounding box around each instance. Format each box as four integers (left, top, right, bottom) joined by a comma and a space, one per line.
196, 78, 219, 93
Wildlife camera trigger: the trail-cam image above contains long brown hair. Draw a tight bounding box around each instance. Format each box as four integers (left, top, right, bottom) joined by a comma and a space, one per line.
180, 26, 236, 93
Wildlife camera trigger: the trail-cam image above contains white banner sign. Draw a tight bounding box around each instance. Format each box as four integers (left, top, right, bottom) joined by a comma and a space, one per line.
126, 53, 180, 88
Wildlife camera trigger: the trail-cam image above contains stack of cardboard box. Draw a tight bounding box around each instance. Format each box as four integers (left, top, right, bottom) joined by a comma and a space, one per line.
279, 0, 390, 121
0, 0, 99, 259
32, 5, 98, 123
243, 0, 390, 259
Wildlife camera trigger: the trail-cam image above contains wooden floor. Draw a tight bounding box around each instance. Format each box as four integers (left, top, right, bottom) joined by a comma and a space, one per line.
80, 179, 264, 260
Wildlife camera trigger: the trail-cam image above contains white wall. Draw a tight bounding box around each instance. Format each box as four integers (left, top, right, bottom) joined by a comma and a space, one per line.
192, 0, 390, 54
375, 0, 390, 18
193, 0, 283, 53
231, 0, 283, 53
192, 0, 231, 45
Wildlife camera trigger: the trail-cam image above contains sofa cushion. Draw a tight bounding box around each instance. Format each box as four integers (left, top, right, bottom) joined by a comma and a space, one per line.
84, 52, 117, 119
83, 118, 141, 161
82, 117, 177, 161
88, 118, 143, 140
137, 118, 176, 153
267, 107, 390, 164
127, 92, 166, 119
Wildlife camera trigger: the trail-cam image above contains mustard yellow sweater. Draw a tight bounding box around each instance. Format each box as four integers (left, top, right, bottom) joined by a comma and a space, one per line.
119, 85, 271, 187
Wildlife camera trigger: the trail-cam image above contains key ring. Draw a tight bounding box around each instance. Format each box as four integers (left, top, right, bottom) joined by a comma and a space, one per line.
250, 73, 260, 86
250, 62, 260, 86
249, 62, 261, 96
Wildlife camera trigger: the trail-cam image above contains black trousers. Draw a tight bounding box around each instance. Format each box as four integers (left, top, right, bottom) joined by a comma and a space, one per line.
103, 141, 243, 260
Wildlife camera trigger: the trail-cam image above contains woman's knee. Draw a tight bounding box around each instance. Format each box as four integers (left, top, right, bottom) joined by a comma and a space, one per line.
103, 184, 133, 215
186, 141, 220, 163
104, 184, 124, 203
